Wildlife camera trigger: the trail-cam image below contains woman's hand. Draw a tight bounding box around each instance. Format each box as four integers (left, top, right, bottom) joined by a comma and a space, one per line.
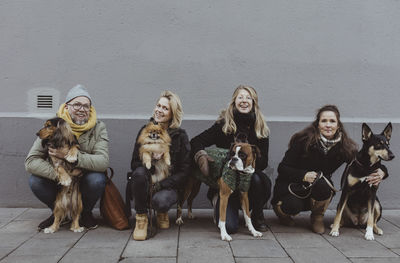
366, 168, 385, 186
303, 171, 318, 183
48, 146, 69, 159
194, 150, 214, 177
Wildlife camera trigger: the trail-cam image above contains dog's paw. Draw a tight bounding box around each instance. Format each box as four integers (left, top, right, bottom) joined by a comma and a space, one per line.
71, 227, 85, 233
251, 230, 263, 237
365, 226, 375, 240
44, 227, 55, 234
175, 217, 184, 225
374, 227, 383, 235
365, 232, 375, 240
59, 176, 72, 186
221, 233, 232, 241
65, 153, 78, 163
188, 212, 195, 220
145, 162, 152, 170
329, 229, 340, 237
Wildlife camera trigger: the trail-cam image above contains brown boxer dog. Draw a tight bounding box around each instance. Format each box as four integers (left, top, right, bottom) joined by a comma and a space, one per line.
218, 141, 262, 241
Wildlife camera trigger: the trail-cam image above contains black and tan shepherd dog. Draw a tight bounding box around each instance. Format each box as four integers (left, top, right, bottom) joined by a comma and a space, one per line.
37, 117, 83, 233
330, 122, 394, 240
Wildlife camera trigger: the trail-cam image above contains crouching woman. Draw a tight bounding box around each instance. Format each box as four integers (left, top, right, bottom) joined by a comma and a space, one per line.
271, 105, 357, 233
129, 91, 190, 241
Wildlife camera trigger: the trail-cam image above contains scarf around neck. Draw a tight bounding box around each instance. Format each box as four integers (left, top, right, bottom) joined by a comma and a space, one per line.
57, 103, 97, 138
319, 132, 342, 154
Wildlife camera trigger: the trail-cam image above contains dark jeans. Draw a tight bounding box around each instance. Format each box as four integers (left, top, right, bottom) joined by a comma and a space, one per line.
29, 172, 106, 214
280, 177, 333, 215
211, 171, 271, 234
131, 167, 178, 214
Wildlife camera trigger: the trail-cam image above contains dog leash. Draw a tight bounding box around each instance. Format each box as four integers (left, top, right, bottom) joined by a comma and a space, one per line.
288, 172, 339, 199
147, 174, 157, 239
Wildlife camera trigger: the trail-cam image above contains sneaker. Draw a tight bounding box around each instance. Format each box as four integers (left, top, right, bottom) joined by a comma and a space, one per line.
38, 214, 71, 230
80, 212, 98, 230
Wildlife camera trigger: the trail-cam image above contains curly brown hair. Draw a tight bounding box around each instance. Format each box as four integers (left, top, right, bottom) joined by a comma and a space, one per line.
289, 105, 357, 162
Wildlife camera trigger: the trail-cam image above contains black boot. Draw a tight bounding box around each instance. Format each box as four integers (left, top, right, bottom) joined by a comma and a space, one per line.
251, 210, 268, 232
80, 211, 98, 230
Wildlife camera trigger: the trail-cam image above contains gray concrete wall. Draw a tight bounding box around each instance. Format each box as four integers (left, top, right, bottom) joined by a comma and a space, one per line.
1, 1, 399, 208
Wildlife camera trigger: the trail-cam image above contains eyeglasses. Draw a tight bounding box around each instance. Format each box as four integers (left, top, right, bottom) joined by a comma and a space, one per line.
67, 103, 91, 111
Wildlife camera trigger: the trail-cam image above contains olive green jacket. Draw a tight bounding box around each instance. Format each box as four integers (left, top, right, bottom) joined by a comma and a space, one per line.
25, 120, 109, 180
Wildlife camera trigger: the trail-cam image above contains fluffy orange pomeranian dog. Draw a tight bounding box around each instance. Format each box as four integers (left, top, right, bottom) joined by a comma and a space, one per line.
138, 119, 171, 183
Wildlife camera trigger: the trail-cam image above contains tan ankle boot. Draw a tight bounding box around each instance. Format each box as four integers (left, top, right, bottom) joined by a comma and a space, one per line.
157, 212, 169, 229
133, 213, 148, 241
273, 201, 295, 226
310, 197, 331, 234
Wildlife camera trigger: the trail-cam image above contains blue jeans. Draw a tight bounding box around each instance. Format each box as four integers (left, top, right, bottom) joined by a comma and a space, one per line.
29, 172, 106, 213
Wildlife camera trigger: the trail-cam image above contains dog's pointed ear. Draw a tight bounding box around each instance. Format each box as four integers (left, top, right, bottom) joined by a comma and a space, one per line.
235, 133, 248, 143
362, 123, 372, 142
382, 122, 392, 141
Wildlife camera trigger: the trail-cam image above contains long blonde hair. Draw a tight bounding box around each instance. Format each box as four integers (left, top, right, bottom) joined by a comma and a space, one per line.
220, 85, 269, 138
155, 90, 183, 129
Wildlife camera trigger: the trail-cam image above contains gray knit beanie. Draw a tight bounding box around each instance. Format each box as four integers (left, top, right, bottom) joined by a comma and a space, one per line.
65, 84, 92, 104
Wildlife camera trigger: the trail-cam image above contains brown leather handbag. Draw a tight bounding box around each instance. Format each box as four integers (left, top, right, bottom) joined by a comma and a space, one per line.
100, 167, 129, 230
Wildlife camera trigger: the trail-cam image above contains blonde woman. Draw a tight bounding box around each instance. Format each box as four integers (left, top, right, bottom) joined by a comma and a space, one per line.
191, 85, 271, 233
129, 91, 191, 241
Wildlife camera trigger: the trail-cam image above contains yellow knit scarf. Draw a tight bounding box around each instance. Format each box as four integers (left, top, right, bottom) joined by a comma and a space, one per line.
57, 103, 97, 138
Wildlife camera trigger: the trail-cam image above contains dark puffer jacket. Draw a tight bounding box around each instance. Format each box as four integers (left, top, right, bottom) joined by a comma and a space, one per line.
271, 138, 346, 204
130, 125, 191, 190
190, 112, 269, 172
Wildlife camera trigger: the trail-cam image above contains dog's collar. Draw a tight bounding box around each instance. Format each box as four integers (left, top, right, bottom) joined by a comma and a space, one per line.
241, 166, 255, 174
353, 157, 380, 174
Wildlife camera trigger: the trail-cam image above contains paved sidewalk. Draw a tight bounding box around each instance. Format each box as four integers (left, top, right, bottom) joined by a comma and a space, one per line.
0, 208, 399, 263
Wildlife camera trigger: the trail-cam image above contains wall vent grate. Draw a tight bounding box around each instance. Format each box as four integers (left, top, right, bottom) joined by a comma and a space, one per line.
37, 95, 53, 109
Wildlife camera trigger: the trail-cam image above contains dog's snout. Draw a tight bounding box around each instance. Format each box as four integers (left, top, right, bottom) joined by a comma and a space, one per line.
388, 152, 395, 160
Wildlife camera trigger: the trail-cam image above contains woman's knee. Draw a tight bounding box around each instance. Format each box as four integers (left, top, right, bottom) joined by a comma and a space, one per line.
311, 179, 332, 201
81, 172, 106, 192
280, 196, 304, 215
132, 167, 148, 185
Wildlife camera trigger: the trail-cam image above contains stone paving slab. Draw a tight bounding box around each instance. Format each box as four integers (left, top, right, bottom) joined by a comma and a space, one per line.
285, 247, 350, 263
60, 247, 122, 263
231, 239, 288, 258
274, 232, 332, 248
120, 258, 176, 263
350, 258, 400, 263
0, 208, 399, 263
324, 234, 399, 258
236, 258, 293, 263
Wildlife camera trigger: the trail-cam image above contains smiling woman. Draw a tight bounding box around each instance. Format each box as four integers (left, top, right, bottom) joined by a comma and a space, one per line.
128, 90, 191, 241
271, 105, 358, 234
190, 85, 271, 235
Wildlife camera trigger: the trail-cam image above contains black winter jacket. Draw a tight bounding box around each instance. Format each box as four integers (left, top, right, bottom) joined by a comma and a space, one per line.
272, 138, 347, 204
190, 113, 269, 172
130, 125, 191, 190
